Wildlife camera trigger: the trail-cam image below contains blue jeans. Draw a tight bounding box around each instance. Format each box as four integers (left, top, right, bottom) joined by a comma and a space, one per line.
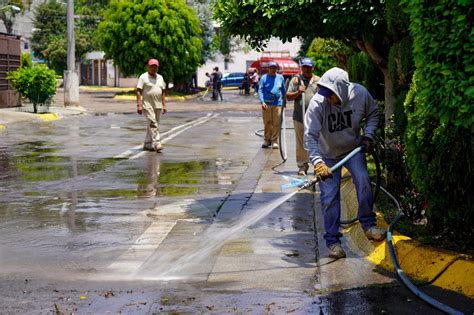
319, 150, 376, 247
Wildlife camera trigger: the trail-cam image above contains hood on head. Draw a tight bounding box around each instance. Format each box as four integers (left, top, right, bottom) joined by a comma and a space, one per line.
317, 67, 350, 103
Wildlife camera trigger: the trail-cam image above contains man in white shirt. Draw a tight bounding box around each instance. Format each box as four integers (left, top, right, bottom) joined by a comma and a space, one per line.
136, 58, 167, 152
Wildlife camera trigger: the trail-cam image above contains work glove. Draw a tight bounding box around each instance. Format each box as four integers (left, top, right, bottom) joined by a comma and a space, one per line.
315, 162, 332, 181
361, 136, 374, 154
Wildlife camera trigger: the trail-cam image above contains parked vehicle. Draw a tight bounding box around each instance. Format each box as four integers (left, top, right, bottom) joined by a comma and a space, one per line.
220, 72, 245, 87
250, 51, 300, 80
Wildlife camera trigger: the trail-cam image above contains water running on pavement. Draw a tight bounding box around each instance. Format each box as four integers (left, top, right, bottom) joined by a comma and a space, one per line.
134, 190, 299, 280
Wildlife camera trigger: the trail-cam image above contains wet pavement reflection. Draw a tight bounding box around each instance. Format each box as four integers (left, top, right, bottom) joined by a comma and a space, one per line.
0, 112, 260, 280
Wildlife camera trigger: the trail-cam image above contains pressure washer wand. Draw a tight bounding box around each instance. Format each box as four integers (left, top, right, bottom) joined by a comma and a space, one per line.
298, 146, 363, 191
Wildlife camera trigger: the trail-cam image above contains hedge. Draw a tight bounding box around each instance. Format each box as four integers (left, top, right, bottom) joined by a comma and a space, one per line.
403, 0, 473, 245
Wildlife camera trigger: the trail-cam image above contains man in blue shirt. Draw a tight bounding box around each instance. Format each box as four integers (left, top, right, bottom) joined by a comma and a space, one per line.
258, 61, 286, 149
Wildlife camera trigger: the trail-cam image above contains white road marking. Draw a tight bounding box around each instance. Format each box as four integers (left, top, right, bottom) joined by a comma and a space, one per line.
107, 220, 177, 273
113, 113, 218, 159
129, 113, 219, 160
106, 199, 211, 275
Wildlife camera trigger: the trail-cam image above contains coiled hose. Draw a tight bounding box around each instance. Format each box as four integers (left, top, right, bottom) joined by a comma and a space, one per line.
381, 185, 463, 315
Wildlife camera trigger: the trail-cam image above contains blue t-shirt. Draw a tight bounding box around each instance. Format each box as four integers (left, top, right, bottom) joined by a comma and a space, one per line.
258, 74, 286, 106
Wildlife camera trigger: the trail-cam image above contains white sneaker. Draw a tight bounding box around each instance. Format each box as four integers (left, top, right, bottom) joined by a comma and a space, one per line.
272, 142, 279, 149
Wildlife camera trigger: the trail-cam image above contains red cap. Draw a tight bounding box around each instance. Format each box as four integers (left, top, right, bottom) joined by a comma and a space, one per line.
148, 59, 159, 66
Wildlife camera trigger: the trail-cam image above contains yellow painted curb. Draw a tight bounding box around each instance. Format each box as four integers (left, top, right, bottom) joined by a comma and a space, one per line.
113, 94, 189, 101
433, 259, 474, 297
340, 169, 474, 298
37, 112, 61, 121
80, 86, 133, 92
113, 95, 135, 100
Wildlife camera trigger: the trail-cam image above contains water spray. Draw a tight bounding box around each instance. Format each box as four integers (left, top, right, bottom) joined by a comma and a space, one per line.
282, 146, 363, 191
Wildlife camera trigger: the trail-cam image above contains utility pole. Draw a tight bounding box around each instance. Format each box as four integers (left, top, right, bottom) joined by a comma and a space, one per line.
63, 0, 79, 106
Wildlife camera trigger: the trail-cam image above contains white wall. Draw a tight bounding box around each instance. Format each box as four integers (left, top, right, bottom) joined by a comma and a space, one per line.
197, 36, 301, 87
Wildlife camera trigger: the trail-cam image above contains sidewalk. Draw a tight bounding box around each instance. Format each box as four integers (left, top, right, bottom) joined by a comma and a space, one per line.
0, 103, 86, 128
209, 147, 317, 291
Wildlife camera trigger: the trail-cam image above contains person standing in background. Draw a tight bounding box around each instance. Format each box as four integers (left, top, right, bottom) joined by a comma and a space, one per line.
286, 58, 320, 175
258, 61, 286, 149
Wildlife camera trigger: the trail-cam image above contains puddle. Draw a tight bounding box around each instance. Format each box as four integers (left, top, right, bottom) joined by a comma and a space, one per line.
133, 159, 237, 197
9, 141, 117, 182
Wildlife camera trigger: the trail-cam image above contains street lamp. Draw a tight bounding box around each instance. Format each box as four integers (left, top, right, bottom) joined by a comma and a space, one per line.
0, 5, 21, 12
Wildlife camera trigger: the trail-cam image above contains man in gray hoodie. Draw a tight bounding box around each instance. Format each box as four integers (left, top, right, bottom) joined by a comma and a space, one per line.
304, 67, 386, 259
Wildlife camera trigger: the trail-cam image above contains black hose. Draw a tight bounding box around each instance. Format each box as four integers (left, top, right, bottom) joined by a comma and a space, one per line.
380, 185, 463, 315
278, 106, 288, 162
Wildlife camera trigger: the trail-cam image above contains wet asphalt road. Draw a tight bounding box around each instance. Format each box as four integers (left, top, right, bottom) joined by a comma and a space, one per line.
1, 90, 472, 314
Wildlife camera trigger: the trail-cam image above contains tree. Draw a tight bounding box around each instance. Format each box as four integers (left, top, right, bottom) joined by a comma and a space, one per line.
212, 0, 406, 126
97, 0, 202, 86
187, 0, 216, 64
31, 0, 66, 65
0, 0, 30, 34
31, 0, 105, 74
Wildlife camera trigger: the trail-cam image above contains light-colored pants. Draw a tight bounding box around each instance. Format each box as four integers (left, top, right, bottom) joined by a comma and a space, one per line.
293, 120, 309, 168
262, 105, 282, 144
143, 103, 162, 149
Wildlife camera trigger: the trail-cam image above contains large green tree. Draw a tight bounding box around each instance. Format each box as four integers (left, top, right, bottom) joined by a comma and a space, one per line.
213, 0, 405, 125
97, 0, 202, 85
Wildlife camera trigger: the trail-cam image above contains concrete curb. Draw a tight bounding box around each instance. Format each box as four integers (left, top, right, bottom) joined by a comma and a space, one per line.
216, 148, 271, 221
340, 169, 474, 298
0, 106, 87, 128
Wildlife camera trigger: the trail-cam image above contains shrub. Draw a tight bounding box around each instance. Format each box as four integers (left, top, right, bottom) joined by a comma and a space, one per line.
306, 37, 352, 75
7, 65, 57, 113
21, 52, 33, 69
403, 0, 473, 246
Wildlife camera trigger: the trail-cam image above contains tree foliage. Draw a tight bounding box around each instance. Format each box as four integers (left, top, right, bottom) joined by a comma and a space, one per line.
21, 52, 33, 68
403, 0, 473, 244
305, 37, 352, 75
187, 0, 216, 63
212, 0, 409, 124
97, 0, 202, 84
31, 0, 96, 74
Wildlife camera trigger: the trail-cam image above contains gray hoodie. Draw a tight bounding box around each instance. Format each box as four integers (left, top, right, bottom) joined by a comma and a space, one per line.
304, 67, 379, 165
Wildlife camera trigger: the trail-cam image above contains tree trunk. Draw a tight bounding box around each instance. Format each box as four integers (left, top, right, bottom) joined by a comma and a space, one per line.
354, 39, 395, 126
354, 39, 397, 187
380, 67, 394, 126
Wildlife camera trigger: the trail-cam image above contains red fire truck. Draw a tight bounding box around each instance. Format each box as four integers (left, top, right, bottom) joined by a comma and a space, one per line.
249, 51, 300, 79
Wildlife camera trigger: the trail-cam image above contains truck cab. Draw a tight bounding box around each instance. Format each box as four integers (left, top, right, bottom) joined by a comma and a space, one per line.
250, 51, 300, 80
